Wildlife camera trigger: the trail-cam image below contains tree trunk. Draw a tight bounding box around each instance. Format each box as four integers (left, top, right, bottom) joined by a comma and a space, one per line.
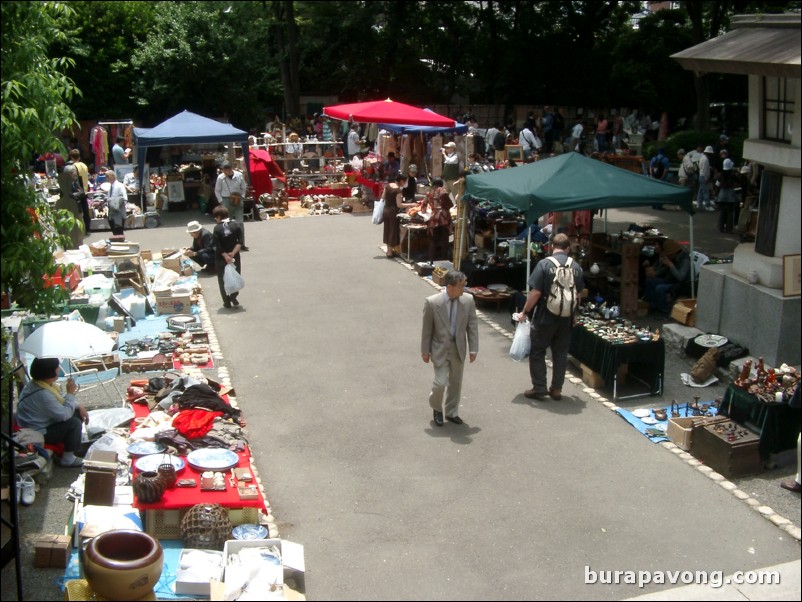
694, 73, 711, 131
273, 1, 300, 119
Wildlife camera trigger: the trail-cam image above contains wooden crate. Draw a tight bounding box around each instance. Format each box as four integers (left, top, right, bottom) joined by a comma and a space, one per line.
692, 420, 762, 478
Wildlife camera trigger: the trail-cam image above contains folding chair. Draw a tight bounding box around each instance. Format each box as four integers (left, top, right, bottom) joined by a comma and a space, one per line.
59, 356, 125, 407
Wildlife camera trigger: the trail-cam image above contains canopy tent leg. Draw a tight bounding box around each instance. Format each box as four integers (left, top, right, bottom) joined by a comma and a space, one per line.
690, 213, 696, 298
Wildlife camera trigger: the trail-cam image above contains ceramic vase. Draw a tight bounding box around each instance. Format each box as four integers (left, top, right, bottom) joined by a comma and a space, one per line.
83, 530, 163, 600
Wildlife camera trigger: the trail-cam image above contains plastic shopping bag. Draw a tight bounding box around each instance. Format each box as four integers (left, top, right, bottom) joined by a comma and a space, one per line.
223, 263, 245, 296
372, 198, 385, 224
509, 319, 531, 362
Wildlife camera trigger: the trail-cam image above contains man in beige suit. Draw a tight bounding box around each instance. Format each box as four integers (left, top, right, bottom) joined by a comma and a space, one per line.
421, 270, 479, 426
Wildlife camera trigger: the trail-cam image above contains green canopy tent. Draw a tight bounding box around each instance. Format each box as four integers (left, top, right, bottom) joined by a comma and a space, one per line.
463, 152, 698, 294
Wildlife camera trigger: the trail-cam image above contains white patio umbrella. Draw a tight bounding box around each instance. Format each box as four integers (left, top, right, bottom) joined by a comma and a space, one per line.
20, 320, 115, 360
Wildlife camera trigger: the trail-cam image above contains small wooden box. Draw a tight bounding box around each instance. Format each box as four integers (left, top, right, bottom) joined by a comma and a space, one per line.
34, 534, 71, 568
671, 298, 697, 327
693, 420, 762, 478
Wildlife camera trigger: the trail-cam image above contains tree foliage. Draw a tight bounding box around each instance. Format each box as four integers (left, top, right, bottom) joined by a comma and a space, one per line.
45, 0, 800, 131
1, 1, 81, 312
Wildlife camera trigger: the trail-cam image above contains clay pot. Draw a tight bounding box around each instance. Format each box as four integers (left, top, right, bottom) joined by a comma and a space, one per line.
83, 530, 163, 600
133, 470, 166, 503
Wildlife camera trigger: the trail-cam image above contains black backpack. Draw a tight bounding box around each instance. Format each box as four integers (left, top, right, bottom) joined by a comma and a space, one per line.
493, 131, 506, 151
651, 157, 666, 179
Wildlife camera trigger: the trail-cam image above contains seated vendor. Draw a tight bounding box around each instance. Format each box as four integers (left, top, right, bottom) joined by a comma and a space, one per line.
17, 358, 89, 468
185, 220, 215, 272
642, 238, 691, 317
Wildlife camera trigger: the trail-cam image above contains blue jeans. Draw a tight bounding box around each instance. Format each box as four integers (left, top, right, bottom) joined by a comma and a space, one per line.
644, 277, 675, 314
697, 176, 710, 207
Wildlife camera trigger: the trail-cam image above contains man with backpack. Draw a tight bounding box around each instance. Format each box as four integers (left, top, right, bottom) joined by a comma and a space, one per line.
514, 233, 584, 401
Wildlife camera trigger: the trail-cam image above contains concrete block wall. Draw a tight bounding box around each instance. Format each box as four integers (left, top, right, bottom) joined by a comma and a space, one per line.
697, 263, 800, 366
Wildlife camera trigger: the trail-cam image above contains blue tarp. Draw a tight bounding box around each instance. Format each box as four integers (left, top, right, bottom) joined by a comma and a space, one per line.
379, 109, 469, 134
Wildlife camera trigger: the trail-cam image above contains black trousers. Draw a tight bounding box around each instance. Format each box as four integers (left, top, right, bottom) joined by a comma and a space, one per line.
44, 411, 83, 453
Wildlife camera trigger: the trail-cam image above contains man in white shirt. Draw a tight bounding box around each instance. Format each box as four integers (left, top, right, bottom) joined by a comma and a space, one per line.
346, 123, 361, 158
106, 170, 127, 236
568, 119, 584, 153
519, 125, 540, 159
215, 162, 250, 250
485, 124, 500, 160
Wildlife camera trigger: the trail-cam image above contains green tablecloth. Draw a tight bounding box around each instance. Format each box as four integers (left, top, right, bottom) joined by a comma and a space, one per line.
569, 325, 664, 395
721, 384, 801, 457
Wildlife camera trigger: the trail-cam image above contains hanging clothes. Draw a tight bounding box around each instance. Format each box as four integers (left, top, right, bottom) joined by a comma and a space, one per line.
90, 126, 109, 168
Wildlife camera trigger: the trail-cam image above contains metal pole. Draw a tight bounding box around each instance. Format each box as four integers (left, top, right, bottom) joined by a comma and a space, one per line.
690, 212, 696, 298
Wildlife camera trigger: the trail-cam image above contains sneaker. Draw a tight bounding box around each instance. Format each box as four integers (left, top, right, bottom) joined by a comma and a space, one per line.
59, 456, 84, 468
19, 474, 36, 506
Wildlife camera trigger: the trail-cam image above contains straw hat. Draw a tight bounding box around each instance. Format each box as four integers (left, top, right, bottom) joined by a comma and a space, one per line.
288, 132, 300, 140
186, 221, 202, 233
661, 239, 682, 256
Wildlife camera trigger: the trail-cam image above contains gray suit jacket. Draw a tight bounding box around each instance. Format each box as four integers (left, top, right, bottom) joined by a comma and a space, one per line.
421, 292, 479, 365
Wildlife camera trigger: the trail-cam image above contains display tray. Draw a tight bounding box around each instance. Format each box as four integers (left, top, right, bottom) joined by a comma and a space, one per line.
186, 448, 239, 471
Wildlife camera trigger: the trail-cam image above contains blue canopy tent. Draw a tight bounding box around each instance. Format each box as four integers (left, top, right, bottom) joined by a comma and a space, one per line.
133, 110, 251, 208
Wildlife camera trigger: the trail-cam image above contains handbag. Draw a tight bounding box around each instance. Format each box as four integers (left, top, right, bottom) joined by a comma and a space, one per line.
509, 319, 531, 361
223, 263, 245, 296
372, 198, 386, 225
230, 192, 242, 206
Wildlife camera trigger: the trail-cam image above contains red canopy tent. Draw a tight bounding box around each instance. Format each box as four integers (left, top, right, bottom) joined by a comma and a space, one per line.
323, 98, 456, 127
249, 148, 285, 199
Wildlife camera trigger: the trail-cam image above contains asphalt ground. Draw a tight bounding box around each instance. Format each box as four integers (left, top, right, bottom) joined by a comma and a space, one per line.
3, 201, 799, 601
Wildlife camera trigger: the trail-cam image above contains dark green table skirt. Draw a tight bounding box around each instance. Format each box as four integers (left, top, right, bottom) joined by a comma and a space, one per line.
569, 326, 665, 395
720, 384, 801, 457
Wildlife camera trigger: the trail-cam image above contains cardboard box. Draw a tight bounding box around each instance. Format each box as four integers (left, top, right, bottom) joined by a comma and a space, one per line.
671, 298, 696, 327
155, 294, 191, 315
161, 257, 182, 274
176, 549, 224, 596
140, 250, 153, 261
83, 450, 118, 507
432, 268, 448, 286
581, 363, 605, 389
223, 539, 284, 586
34, 534, 71, 568
667, 415, 729, 451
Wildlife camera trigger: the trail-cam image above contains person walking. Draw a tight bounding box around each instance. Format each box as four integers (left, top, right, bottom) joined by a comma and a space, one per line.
212, 205, 244, 309
697, 146, 715, 211
215, 161, 249, 251
421, 270, 479, 426
105, 169, 127, 237
514, 233, 584, 401
716, 158, 738, 233
66, 149, 91, 233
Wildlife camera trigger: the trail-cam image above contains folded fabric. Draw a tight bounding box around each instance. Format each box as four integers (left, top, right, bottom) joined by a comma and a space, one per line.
680, 372, 719, 387
171, 408, 225, 439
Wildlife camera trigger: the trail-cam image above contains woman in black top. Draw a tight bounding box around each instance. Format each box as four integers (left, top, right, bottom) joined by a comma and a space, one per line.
212, 205, 243, 308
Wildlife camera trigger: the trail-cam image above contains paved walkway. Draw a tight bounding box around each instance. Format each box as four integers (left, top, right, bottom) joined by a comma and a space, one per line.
3, 205, 799, 601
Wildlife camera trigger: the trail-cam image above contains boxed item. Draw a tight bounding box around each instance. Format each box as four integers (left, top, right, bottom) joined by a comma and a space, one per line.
161, 256, 182, 274
693, 420, 762, 478
670, 298, 697, 327
176, 549, 224, 596
223, 539, 304, 592
667, 415, 731, 451
83, 450, 119, 506
34, 534, 71, 568
155, 294, 191, 315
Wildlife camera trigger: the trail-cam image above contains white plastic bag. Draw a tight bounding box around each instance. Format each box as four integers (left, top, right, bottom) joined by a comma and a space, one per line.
224, 263, 245, 296
372, 198, 385, 224
509, 319, 531, 361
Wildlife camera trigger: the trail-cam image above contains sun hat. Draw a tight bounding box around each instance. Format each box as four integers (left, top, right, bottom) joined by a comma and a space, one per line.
661, 239, 682, 256
445, 142, 456, 149
186, 221, 202, 233
723, 158, 734, 170
704, 145, 714, 153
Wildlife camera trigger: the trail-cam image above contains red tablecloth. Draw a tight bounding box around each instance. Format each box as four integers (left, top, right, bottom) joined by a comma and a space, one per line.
355, 177, 384, 199
130, 401, 265, 511
287, 187, 351, 198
